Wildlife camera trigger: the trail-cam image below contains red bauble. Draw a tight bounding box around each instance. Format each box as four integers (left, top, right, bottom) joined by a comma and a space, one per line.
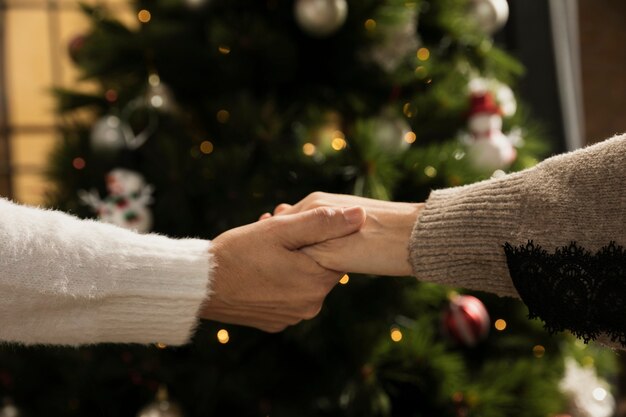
442, 295, 490, 346
68, 34, 87, 63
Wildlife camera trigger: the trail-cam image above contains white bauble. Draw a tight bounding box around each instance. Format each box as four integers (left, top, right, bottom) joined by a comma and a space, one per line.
469, 0, 509, 34
371, 113, 412, 154
294, 0, 348, 37
560, 358, 615, 417
90, 115, 128, 152
467, 133, 516, 173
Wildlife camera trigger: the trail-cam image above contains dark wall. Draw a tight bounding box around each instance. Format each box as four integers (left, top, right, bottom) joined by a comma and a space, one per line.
497, 0, 567, 153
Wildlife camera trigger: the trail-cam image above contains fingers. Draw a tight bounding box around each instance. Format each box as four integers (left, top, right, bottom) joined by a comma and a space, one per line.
275, 206, 366, 250
258, 203, 292, 221
274, 203, 292, 215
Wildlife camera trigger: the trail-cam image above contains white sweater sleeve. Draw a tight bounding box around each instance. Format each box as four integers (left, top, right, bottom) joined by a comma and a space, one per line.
0, 198, 213, 346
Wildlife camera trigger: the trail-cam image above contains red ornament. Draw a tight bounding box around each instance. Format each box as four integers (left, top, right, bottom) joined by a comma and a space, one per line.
442, 295, 490, 346
68, 34, 87, 63
468, 91, 502, 118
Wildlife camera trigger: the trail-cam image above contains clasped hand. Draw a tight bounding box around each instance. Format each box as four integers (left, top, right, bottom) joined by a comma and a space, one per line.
200, 193, 423, 333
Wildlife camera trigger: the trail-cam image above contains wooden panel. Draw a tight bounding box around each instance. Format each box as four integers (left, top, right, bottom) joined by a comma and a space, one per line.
10, 131, 58, 171
5, 9, 55, 126
12, 172, 50, 205
579, 0, 626, 143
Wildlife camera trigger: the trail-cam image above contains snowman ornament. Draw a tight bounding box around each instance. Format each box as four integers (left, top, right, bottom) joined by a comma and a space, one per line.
465, 91, 517, 173
79, 169, 154, 233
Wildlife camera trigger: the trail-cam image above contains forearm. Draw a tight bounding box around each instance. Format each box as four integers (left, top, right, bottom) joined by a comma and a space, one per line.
409, 134, 626, 297
0, 198, 212, 346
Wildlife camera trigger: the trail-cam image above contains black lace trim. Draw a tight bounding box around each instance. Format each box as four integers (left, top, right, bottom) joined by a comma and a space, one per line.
504, 241, 626, 346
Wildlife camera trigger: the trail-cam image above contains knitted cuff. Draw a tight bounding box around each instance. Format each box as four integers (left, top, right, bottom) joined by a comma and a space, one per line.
94, 237, 213, 345
408, 172, 526, 298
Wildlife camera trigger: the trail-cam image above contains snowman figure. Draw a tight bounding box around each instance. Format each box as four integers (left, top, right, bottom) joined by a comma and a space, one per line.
79, 168, 154, 233
465, 91, 517, 173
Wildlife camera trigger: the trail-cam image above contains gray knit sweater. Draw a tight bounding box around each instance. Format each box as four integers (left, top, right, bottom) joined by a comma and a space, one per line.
410, 134, 626, 345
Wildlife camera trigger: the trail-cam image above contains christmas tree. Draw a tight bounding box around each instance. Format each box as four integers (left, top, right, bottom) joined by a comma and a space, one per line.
0, 0, 618, 416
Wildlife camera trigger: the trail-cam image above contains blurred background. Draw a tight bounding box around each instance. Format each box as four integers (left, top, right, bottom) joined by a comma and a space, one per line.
0, 0, 625, 416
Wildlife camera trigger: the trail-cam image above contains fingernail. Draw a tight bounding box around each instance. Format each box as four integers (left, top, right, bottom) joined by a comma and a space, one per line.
343, 206, 365, 225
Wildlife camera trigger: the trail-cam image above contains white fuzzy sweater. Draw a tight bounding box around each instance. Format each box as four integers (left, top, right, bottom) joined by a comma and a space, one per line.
0, 198, 212, 346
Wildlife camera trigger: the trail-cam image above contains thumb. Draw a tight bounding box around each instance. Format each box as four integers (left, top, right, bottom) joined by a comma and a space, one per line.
276, 206, 365, 250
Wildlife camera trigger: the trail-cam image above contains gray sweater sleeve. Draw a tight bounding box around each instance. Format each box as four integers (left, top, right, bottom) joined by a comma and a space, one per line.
409, 134, 626, 297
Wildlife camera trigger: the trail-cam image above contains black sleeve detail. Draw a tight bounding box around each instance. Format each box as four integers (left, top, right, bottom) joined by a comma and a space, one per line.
503, 241, 626, 346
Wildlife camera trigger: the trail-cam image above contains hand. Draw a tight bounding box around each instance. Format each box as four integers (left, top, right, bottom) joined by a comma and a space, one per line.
200, 206, 366, 332
262, 192, 423, 277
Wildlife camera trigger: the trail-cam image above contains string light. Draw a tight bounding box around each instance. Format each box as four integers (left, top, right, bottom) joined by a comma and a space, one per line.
339, 274, 349, 285
302, 142, 316, 156
364, 19, 376, 31
593, 387, 608, 401
190, 147, 201, 159
218, 45, 231, 55
217, 329, 230, 344
424, 166, 437, 178
494, 319, 507, 331
404, 131, 416, 144
403, 102, 416, 117
417, 47, 430, 61
390, 327, 403, 342
414, 66, 428, 79
200, 141, 214, 154
104, 89, 118, 103
150, 95, 164, 108
72, 157, 86, 170
414, 68, 427, 79
137, 9, 151, 23
216, 109, 230, 124
155, 342, 167, 349
331, 137, 347, 151
148, 74, 160, 86
532, 345, 545, 358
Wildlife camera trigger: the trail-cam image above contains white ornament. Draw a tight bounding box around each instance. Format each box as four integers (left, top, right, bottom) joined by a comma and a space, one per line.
371, 110, 412, 154
90, 115, 129, 152
294, 0, 348, 37
79, 168, 154, 234
466, 133, 516, 173
464, 90, 516, 172
560, 358, 615, 417
468, 0, 509, 35
366, 9, 420, 72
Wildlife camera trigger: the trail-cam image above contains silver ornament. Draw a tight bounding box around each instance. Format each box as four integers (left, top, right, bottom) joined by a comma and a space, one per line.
366, 9, 420, 72
294, 0, 348, 37
90, 115, 129, 152
468, 0, 509, 35
371, 111, 412, 154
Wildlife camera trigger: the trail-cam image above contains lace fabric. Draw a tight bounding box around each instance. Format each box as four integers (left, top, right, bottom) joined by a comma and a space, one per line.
504, 241, 626, 346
